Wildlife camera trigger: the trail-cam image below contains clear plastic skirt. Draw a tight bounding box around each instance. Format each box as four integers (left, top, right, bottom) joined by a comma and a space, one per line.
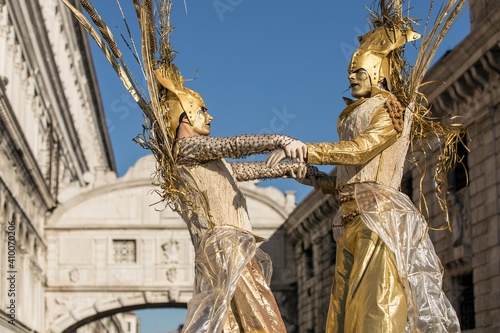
333, 182, 461, 333
182, 226, 284, 333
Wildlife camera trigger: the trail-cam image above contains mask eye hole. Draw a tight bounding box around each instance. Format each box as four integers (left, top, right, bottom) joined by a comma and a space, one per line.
353, 70, 368, 80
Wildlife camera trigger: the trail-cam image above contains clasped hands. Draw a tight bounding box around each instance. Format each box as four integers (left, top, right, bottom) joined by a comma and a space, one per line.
267, 139, 326, 189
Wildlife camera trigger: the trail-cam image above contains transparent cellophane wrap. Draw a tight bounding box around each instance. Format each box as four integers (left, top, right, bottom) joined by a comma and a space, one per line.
333, 182, 460, 333
182, 227, 280, 333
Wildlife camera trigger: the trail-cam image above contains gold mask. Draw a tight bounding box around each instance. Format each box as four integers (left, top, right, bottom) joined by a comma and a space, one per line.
155, 68, 207, 140
348, 26, 421, 90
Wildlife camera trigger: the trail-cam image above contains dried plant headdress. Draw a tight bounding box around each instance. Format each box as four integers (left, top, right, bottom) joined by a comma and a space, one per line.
365, 0, 469, 229
60, 0, 206, 213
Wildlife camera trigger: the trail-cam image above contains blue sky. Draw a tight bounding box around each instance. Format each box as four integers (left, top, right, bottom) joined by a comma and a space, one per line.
86, 1, 470, 331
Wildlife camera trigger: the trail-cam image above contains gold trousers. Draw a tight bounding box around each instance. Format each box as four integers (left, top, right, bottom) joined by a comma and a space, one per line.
326, 215, 407, 333
225, 258, 287, 332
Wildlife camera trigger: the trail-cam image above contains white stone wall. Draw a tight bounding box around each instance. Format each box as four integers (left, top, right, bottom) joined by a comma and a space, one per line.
0, 0, 113, 331
39, 0, 113, 176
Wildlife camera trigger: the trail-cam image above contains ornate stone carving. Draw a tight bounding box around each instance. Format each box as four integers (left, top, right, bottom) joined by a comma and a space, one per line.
161, 239, 179, 264
166, 267, 178, 282
69, 267, 79, 283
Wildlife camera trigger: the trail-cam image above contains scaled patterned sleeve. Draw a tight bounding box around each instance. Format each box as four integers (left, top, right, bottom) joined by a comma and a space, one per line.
175, 135, 295, 165
306, 103, 399, 165
230, 162, 321, 182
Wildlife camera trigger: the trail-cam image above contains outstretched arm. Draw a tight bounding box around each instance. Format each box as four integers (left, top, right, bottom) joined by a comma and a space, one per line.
267, 102, 399, 167
175, 134, 306, 165
307, 99, 401, 165
230, 162, 321, 182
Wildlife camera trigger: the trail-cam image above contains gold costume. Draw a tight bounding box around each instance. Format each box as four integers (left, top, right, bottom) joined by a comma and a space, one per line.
307, 91, 460, 332
303, 2, 466, 331
60, 0, 466, 332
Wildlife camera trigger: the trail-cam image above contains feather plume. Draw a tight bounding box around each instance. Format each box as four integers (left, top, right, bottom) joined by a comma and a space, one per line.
60, 0, 205, 214
60, 0, 147, 110
368, 0, 469, 229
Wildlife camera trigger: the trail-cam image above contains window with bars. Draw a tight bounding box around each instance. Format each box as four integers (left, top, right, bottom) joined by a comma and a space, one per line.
112, 240, 136, 264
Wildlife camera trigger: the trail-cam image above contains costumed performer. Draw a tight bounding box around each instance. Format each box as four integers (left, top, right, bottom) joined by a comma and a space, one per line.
153, 67, 320, 333
267, 1, 467, 332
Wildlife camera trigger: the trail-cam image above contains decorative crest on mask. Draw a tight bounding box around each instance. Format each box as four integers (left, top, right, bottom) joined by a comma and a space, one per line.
349, 26, 421, 90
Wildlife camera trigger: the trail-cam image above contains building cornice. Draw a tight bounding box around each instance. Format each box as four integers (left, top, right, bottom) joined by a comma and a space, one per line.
0, 81, 56, 209
421, 7, 500, 103
9, 0, 89, 183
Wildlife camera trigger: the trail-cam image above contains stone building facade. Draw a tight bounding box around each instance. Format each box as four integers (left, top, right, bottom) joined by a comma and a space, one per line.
420, 1, 500, 331
281, 189, 338, 332
3, 0, 499, 332
0, 0, 115, 331
281, 1, 500, 332
76, 312, 140, 333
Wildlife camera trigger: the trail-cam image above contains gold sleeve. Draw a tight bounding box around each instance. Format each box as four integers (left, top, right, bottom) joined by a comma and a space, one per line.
306, 104, 399, 165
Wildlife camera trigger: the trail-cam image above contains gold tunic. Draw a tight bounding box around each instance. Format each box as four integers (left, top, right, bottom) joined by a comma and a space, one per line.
307, 90, 407, 190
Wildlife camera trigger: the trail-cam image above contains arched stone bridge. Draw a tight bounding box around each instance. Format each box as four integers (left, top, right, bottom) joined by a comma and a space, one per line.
45, 155, 296, 332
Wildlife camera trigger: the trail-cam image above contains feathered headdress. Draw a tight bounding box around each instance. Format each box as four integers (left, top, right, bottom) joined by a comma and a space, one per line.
348, 26, 421, 91
60, 0, 203, 211
364, 0, 469, 229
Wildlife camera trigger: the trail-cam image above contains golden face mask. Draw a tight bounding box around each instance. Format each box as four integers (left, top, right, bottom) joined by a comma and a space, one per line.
155, 68, 207, 139
348, 26, 421, 91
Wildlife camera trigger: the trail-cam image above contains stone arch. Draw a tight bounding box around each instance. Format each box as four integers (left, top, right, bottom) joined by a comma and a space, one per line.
45, 155, 296, 332
47, 292, 186, 333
